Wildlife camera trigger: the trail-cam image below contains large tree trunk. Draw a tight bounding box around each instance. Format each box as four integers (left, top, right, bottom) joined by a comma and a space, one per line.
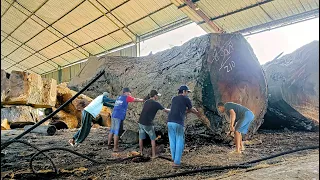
68, 33, 268, 141
262, 41, 319, 131
1, 69, 9, 103
55, 83, 112, 127
51, 107, 78, 129
1, 106, 39, 124
2, 71, 57, 108
33, 78, 57, 108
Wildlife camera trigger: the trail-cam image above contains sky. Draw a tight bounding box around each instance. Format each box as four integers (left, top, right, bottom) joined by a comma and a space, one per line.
140, 18, 319, 65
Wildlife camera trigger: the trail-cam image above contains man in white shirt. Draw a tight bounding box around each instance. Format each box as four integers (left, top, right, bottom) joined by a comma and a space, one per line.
69, 92, 115, 147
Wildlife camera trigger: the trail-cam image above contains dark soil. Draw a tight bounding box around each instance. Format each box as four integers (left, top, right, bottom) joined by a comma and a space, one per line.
1, 128, 319, 180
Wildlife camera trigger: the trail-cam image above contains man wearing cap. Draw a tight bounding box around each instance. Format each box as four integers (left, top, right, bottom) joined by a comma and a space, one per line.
69, 92, 115, 147
138, 90, 170, 158
217, 102, 255, 154
167, 85, 200, 168
108, 87, 144, 152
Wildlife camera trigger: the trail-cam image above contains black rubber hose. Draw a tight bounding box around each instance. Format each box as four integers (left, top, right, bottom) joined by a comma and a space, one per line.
29, 147, 143, 174
1, 70, 105, 150
140, 145, 319, 180
1, 140, 58, 174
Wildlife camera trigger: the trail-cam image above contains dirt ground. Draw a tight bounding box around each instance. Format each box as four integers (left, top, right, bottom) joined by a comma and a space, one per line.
1, 128, 319, 180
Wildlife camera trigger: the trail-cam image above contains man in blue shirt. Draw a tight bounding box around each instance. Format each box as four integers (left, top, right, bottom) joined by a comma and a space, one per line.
167, 85, 200, 168
69, 92, 115, 147
107, 88, 144, 152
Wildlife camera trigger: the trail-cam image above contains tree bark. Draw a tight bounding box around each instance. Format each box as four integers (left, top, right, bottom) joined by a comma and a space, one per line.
1, 106, 39, 124
33, 78, 57, 108
262, 41, 319, 131
3, 71, 56, 108
1, 69, 9, 103
68, 33, 268, 141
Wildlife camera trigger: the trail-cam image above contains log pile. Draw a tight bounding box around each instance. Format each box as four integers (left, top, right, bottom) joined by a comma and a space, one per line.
1, 70, 57, 107
0, 69, 112, 130
68, 33, 268, 141
53, 83, 112, 129
262, 41, 319, 131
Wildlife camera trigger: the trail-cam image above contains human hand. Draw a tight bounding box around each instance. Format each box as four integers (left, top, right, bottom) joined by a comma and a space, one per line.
230, 126, 235, 132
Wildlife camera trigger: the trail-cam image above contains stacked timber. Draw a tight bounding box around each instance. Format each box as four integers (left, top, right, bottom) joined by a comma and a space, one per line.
54, 83, 112, 129
1, 69, 9, 103
68, 33, 268, 141
1, 106, 39, 128
1, 70, 57, 130
262, 41, 319, 131
1, 70, 57, 107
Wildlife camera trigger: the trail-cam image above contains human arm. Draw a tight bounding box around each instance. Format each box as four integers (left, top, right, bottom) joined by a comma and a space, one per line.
103, 103, 114, 108
229, 109, 236, 132
126, 96, 144, 103
163, 108, 170, 113
103, 96, 116, 104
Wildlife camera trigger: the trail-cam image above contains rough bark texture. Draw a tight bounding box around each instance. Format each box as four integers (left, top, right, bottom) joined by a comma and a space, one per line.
262, 41, 319, 131
33, 78, 57, 108
1, 106, 39, 124
1, 69, 9, 103
3, 71, 56, 107
26, 73, 43, 105
68, 33, 268, 141
4, 71, 30, 105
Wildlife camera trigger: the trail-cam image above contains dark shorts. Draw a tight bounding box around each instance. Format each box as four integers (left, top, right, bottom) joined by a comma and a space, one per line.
235, 111, 255, 134
138, 123, 156, 140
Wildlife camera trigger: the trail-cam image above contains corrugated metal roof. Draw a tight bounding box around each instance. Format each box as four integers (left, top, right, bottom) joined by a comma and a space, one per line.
1, 0, 319, 74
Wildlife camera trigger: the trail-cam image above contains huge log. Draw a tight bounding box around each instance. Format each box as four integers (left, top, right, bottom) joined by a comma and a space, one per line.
56, 83, 92, 126
55, 83, 112, 127
262, 41, 319, 131
33, 78, 57, 108
52, 107, 78, 129
24, 125, 57, 136
3, 71, 56, 108
4, 71, 30, 105
1, 69, 10, 103
1, 106, 39, 124
68, 33, 268, 141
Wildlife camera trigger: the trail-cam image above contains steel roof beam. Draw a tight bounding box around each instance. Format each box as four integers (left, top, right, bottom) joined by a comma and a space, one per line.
238, 9, 319, 35
1, 0, 49, 43
1, 0, 16, 18
24, 3, 176, 71
14, 1, 91, 56
197, 0, 274, 25
1, 0, 87, 60
1, 0, 131, 63
95, 0, 137, 38
1, 31, 62, 68
184, 0, 223, 33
